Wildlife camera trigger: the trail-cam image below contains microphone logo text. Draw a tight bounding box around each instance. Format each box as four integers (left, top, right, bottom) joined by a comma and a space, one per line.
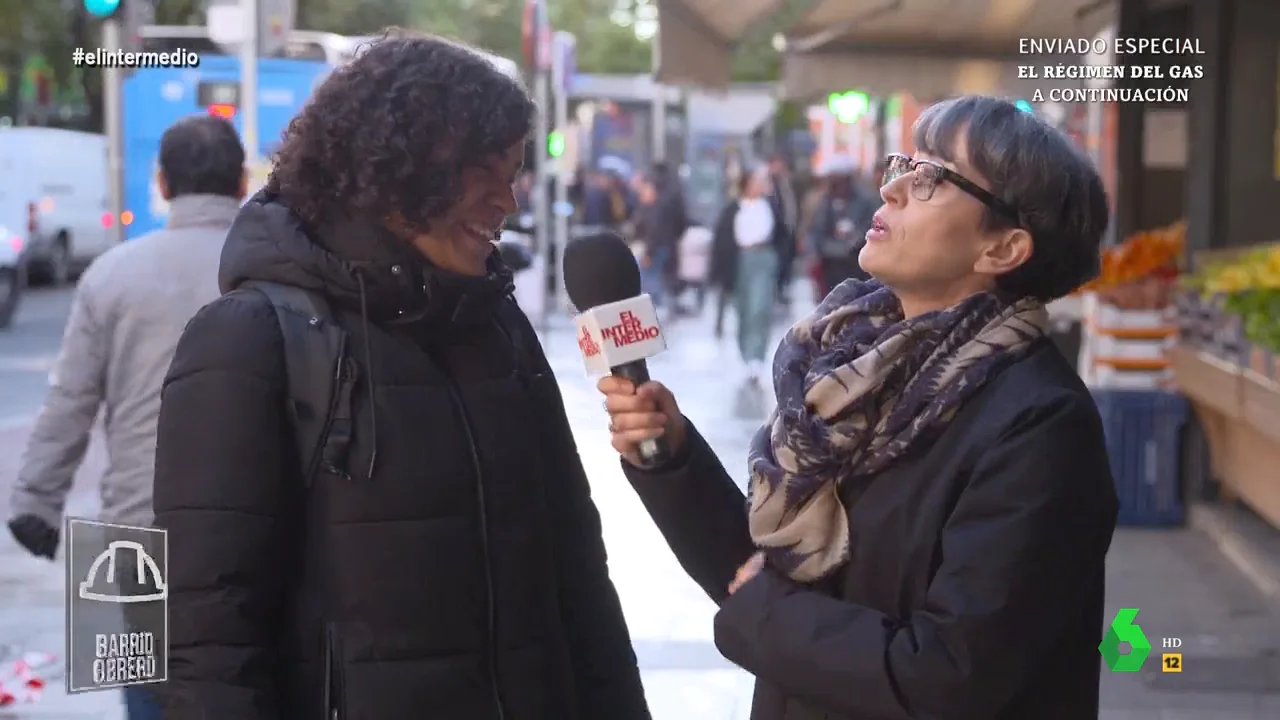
578, 325, 601, 357
601, 311, 661, 347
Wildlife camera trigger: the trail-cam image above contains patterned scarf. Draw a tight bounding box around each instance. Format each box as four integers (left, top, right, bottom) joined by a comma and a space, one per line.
747, 279, 1050, 582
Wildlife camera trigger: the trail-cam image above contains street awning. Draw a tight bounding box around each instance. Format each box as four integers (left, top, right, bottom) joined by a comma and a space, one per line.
686, 88, 778, 135
779, 0, 1115, 100
655, 0, 784, 88
779, 52, 1079, 102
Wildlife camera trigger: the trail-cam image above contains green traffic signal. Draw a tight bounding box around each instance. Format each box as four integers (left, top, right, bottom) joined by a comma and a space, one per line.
827, 91, 870, 124
547, 131, 565, 157
1014, 99, 1034, 113
84, 0, 122, 18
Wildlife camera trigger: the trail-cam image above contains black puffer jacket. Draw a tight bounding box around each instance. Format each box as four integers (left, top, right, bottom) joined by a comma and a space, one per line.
152, 193, 649, 720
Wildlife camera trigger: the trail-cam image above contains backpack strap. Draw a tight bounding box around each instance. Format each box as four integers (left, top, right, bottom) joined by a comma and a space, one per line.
243, 281, 355, 484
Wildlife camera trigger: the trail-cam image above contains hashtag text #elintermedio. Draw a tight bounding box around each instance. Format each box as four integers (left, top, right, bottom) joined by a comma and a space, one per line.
72, 48, 200, 68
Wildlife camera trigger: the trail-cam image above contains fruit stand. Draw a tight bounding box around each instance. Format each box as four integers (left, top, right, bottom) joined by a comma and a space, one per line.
1172, 244, 1280, 529
1077, 222, 1184, 388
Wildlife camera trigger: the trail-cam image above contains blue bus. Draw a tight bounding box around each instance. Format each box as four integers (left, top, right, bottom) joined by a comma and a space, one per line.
123, 28, 519, 240
121, 28, 345, 239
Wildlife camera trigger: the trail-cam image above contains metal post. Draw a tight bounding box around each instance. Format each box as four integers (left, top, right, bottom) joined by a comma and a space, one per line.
651, 26, 665, 163
531, 1, 554, 331
534, 70, 551, 331
240, 0, 259, 163
552, 33, 572, 315
102, 19, 125, 245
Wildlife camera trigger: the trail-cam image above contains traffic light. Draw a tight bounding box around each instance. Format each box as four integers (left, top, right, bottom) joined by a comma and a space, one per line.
1014, 99, 1034, 113
828, 90, 870, 124
547, 130, 565, 157
83, 0, 123, 19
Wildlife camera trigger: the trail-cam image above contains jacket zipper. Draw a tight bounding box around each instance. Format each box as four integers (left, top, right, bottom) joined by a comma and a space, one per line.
324, 623, 346, 720
445, 381, 506, 720
311, 335, 349, 480
320, 337, 350, 720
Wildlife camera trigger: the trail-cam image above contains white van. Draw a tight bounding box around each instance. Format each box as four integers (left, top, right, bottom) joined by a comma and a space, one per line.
0, 218, 22, 328
0, 127, 111, 285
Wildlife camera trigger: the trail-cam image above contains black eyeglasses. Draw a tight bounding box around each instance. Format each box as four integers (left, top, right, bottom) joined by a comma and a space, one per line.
882, 153, 1019, 222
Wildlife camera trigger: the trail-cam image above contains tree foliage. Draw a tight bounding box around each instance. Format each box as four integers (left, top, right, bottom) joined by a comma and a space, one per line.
1, 0, 788, 130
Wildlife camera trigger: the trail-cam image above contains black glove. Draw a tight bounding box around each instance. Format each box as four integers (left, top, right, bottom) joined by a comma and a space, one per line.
7, 514, 59, 559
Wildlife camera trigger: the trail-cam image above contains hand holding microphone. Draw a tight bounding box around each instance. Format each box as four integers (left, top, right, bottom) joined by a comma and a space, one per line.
598, 376, 686, 468
564, 231, 675, 467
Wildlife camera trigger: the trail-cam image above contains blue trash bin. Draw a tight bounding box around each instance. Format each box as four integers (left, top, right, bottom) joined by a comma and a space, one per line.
1091, 389, 1189, 526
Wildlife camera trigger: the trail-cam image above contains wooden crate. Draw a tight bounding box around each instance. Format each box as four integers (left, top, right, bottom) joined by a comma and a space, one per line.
1081, 292, 1176, 389
1172, 345, 1280, 530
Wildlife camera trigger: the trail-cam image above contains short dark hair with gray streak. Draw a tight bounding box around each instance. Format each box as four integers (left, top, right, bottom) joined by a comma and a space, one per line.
912, 95, 1108, 301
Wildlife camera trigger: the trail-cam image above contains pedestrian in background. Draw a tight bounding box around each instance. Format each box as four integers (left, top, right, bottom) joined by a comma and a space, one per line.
650, 163, 692, 315
677, 224, 714, 312
710, 166, 785, 386
766, 153, 799, 306
808, 156, 876, 297
150, 32, 648, 720
714, 151, 745, 337
608, 171, 632, 223
6, 115, 246, 720
796, 171, 827, 300
630, 174, 665, 305
580, 170, 619, 228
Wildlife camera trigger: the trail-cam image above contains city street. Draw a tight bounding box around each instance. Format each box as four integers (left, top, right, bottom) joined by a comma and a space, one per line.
0, 284, 1278, 718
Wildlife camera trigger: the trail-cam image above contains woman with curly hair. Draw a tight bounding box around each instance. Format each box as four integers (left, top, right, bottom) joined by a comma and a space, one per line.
151, 32, 650, 719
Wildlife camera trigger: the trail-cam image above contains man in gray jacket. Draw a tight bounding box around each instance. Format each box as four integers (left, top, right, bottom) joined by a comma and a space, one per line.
6, 115, 244, 719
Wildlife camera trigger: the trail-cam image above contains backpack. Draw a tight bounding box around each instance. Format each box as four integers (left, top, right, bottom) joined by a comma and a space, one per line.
243, 281, 357, 484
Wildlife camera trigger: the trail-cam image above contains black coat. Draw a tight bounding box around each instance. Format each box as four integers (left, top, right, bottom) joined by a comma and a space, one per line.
152, 194, 649, 720
623, 341, 1119, 720
646, 187, 689, 255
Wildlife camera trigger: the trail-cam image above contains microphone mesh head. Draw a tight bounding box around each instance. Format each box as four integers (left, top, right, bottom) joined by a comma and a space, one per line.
562, 231, 642, 310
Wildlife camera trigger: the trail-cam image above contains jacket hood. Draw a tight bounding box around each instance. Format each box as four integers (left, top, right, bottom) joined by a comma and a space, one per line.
218, 191, 514, 325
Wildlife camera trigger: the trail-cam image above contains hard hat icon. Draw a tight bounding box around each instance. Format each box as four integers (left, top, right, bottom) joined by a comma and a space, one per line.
78, 540, 167, 603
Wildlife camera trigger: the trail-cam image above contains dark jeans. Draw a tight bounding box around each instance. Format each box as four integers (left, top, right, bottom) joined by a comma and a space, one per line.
714, 286, 730, 338
642, 245, 672, 307
124, 685, 162, 719
118, 564, 164, 720
776, 231, 796, 299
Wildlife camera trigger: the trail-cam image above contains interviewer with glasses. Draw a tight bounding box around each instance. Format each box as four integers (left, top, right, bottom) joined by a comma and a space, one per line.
599, 95, 1119, 720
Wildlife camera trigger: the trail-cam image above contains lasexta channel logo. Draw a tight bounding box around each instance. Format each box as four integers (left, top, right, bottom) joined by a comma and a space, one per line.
1099, 608, 1151, 672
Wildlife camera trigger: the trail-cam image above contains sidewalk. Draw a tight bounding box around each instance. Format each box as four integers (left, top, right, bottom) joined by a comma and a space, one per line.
0, 426, 124, 718
0, 294, 1277, 718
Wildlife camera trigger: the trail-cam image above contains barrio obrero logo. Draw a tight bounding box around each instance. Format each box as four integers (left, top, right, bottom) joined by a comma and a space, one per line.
79, 541, 167, 603
65, 518, 169, 693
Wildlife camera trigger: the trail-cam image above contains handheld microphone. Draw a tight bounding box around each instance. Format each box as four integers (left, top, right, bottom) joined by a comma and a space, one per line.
563, 231, 670, 466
